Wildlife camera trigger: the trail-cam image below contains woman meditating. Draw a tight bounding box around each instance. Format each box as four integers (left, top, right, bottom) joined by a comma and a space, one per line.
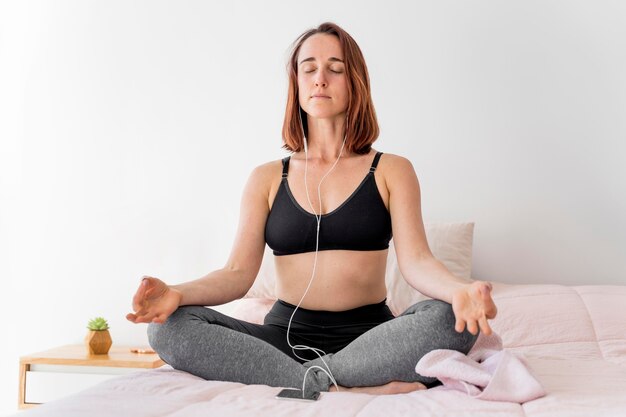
126, 21, 497, 397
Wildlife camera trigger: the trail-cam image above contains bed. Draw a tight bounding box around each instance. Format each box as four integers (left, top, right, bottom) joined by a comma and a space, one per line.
12, 223, 626, 416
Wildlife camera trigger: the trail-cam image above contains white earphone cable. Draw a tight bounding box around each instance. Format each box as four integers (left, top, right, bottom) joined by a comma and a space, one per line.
285, 107, 347, 396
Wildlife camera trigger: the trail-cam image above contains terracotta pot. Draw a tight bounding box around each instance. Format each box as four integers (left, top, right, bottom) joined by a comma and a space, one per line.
85, 330, 112, 355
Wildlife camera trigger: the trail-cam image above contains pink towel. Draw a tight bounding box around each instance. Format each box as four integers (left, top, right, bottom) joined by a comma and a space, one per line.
415, 332, 546, 402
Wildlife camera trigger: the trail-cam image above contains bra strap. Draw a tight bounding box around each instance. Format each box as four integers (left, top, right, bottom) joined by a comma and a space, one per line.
281, 156, 291, 179
369, 152, 383, 173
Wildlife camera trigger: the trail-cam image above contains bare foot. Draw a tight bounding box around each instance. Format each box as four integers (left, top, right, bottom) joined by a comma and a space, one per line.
329, 381, 427, 395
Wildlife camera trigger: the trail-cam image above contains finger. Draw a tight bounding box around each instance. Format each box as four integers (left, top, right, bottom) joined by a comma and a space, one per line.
143, 278, 167, 300
133, 312, 157, 324
480, 292, 498, 318
126, 312, 151, 324
479, 316, 493, 336
130, 306, 156, 323
152, 313, 169, 324
466, 319, 479, 335
455, 317, 466, 333
480, 282, 492, 297
132, 278, 149, 310
480, 286, 498, 319
478, 280, 492, 290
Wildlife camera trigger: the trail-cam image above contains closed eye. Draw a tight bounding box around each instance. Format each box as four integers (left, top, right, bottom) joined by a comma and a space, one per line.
304, 69, 344, 74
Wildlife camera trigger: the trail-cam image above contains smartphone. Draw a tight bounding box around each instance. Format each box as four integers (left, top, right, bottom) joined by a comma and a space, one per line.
275, 388, 320, 402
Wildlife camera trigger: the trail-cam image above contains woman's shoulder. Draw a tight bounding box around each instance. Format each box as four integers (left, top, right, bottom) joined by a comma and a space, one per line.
247, 158, 291, 204
252, 156, 290, 175
375, 151, 419, 192
377, 151, 415, 173
246, 157, 290, 188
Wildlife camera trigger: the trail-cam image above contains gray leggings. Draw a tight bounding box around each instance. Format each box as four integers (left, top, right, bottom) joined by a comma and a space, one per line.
147, 299, 478, 396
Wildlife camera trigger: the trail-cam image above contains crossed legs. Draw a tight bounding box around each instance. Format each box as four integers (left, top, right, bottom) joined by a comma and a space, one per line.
147, 299, 478, 396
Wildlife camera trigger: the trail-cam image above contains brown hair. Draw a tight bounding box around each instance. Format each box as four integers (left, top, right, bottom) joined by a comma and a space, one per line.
281, 22, 380, 155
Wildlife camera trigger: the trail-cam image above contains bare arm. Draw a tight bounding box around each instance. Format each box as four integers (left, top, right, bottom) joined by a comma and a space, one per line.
384, 155, 497, 334
127, 162, 273, 324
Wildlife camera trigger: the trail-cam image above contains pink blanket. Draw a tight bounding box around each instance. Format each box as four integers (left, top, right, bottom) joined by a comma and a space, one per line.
415, 331, 546, 402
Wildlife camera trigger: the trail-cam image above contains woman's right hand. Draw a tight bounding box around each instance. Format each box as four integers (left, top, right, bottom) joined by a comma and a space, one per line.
126, 276, 182, 324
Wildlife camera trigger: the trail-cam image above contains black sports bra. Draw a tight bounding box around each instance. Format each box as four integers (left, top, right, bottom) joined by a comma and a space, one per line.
265, 151, 393, 256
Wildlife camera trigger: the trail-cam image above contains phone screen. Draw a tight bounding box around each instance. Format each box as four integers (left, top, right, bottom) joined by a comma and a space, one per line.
275, 388, 320, 402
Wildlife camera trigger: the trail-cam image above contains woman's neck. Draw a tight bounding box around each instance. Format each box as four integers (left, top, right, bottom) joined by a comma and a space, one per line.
305, 115, 347, 160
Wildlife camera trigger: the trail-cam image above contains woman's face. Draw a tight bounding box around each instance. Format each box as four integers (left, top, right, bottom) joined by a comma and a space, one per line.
297, 33, 349, 121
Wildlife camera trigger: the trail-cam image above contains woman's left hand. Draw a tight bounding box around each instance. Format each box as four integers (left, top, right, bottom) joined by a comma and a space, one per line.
451, 281, 498, 335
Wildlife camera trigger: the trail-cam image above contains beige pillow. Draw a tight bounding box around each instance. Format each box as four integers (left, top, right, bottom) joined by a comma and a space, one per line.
245, 222, 475, 315
385, 222, 474, 315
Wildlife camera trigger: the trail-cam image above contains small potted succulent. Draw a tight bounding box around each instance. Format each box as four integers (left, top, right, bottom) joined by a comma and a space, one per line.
85, 317, 113, 355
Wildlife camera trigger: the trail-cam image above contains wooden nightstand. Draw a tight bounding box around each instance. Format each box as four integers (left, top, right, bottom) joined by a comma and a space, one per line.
18, 344, 165, 409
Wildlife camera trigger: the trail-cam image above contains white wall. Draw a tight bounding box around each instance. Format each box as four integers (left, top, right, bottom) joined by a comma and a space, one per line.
1, 0, 625, 414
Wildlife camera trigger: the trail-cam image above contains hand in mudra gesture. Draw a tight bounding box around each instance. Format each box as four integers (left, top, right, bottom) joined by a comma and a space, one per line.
126, 276, 182, 324
451, 280, 498, 336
